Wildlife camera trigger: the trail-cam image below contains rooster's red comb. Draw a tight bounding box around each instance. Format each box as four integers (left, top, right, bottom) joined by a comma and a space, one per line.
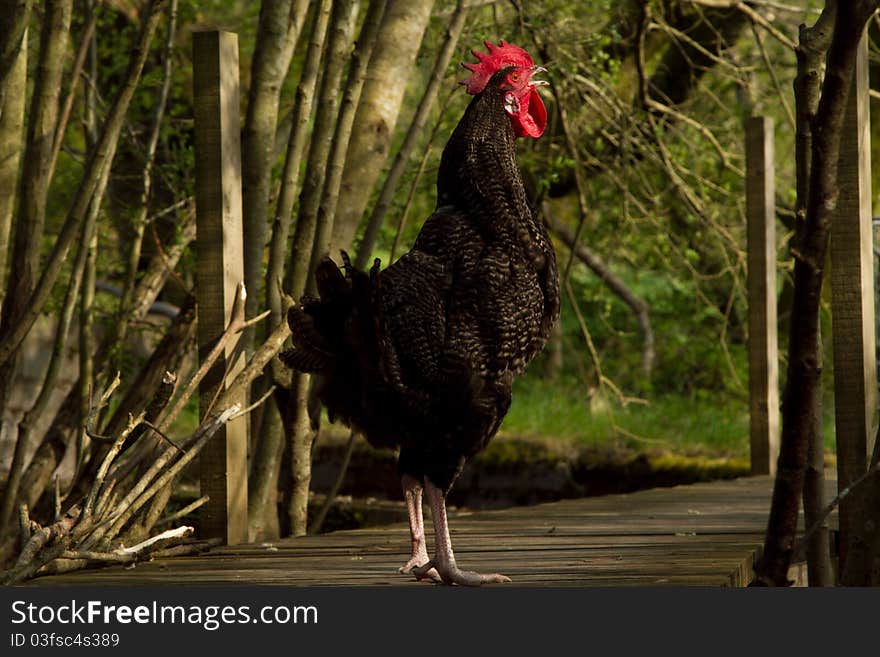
461, 40, 535, 95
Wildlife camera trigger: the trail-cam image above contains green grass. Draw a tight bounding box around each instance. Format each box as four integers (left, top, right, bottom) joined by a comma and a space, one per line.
502, 375, 839, 459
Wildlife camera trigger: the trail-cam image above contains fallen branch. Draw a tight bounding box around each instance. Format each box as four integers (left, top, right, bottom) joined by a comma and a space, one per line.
14, 507, 80, 568
155, 495, 210, 527
230, 385, 276, 421
157, 282, 248, 431
2, 515, 95, 585
116, 525, 194, 555
149, 538, 222, 558
83, 410, 145, 519
1, 288, 290, 582
85, 404, 241, 550
38, 535, 218, 576
84, 372, 123, 442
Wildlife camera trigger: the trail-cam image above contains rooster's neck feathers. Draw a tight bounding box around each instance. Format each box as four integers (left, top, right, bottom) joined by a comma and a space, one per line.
438, 81, 528, 223
436, 77, 552, 284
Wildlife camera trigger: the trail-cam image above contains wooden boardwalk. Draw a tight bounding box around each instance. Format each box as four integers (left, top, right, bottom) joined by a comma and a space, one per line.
31, 475, 832, 587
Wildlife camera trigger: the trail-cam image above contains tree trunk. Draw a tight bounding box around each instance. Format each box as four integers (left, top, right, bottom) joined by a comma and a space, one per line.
0, 0, 72, 421
753, 0, 877, 587
284, 372, 317, 536
251, 0, 386, 541
77, 5, 99, 488
793, 5, 835, 588
285, 0, 359, 298
2, 0, 72, 331
0, 0, 72, 533
310, 0, 387, 272
282, 0, 360, 538
329, 0, 436, 255
267, 0, 333, 329
240, 0, 310, 539
8, 3, 186, 521
354, 0, 469, 270
241, 0, 309, 347
0, 27, 26, 315
116, 0, 178, 349
254, 0, 332, 542
0, 0, 33, 109
0, 129, 109, 532
0, 0, 166, 369
248, 400, 284, 541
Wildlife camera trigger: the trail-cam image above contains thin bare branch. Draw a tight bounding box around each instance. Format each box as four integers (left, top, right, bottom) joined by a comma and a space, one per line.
83, 410, 145, 519
155, 495, 210, 527
750, 19, 795, 131
117, 0, 178, 347
230, 385, 277, 421
95, 405, 241, 549
139, 421, 186, 454
46, 9, 98, 183
156, 282, 246, 431
684, 1, 799, 50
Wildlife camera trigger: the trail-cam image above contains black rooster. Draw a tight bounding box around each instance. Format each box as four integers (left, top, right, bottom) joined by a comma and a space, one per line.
282, 41, 559, 585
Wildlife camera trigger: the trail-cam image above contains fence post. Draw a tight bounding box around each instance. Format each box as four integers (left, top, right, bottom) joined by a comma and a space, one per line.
745, 116, 779, 476
192, 30, 248, 545
831, 33, 877, 569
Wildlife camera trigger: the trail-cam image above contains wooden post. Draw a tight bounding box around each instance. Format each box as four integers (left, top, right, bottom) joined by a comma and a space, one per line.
831, 33, 877, 566
192, 30, 248, 545
745, 116, 779, 476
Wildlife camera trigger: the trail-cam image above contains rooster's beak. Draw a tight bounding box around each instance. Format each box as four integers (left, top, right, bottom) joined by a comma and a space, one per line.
528, 66, 549, 87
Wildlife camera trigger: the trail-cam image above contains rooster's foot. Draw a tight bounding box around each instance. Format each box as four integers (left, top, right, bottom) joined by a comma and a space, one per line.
412, 559, 510, 586
399, 554, 441, 582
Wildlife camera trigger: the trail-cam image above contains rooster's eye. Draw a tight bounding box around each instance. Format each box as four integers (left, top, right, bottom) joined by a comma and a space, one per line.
510, 72, 520, 83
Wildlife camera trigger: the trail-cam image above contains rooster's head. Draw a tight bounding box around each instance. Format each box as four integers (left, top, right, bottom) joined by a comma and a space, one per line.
461, 40, 548, 139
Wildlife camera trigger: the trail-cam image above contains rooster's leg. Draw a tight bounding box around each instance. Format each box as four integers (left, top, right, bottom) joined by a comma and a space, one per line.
399, 474, 440, 581
413, 479, 511, 586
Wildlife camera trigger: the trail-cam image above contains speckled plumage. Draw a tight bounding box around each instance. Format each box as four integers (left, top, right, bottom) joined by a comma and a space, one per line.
282, 67, 560, 493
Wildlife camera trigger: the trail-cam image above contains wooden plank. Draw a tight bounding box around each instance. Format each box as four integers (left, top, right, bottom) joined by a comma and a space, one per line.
192, 30, 248, 545
831, 32, 877, 568
28, 475, 836, 588
745, 116, 780, 476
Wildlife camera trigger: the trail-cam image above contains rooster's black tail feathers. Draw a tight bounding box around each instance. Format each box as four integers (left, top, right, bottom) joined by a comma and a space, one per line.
280, 252, 358, 374
279, 304, 333, 372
